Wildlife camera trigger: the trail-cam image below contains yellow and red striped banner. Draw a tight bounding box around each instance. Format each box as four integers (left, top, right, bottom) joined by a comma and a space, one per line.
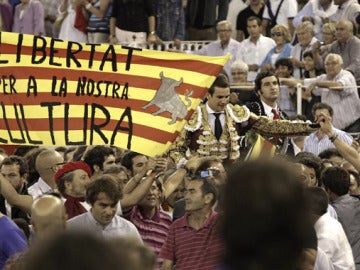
0, 32, 229, 157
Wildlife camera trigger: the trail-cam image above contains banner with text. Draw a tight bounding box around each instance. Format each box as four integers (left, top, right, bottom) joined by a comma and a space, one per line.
0, 32, 229, 157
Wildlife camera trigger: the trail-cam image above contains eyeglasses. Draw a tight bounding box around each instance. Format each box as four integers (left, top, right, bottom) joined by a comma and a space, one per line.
325, 61, 339, 66
231, 72, 246, 75
47, 162, 66, 170
217, 29, 231, 33
271, 32, 283, 37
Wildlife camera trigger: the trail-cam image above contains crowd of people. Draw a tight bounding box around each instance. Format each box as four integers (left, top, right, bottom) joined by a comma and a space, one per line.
0, 71, 359, 270
1, 0, 360, 269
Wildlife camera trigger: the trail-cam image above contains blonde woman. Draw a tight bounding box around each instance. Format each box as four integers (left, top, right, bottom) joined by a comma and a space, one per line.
312, 22, 336, 66
260, 24, 293, 72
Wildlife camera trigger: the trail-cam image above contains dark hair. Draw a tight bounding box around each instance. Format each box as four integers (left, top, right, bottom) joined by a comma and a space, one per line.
197, 177, 218, 206
305, 187, 329, 216
303, 51, 314, 59
208, 73, 230, 96
318, 148, 341, 160
120, 151, 143, 172
13, 146, 39, 157
83, 146, 114, 173
86, 175, 122, 205
57, 171, 75, 195
154, 177, 164, 193
275, 58, 294, 74
247, 16, 262, 26
222, 160, 308, 270
295, 152, 322, 185
321, 166, 350, 196
254, 71, 280, 93
72, 146, 87, 162
311, 102, 334, 117
0, 155, 28, 177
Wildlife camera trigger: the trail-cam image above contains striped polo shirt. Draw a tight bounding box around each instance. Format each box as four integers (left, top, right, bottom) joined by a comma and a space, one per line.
159, 211, 224, 270
124, 206, 172, 266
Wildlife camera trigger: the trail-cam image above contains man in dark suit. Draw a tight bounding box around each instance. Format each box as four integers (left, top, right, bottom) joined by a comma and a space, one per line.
246, 71, 290, 152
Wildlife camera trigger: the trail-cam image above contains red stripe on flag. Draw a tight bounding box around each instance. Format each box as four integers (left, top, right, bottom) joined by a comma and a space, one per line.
0, 118, 178, 144
0, 66, 207, 97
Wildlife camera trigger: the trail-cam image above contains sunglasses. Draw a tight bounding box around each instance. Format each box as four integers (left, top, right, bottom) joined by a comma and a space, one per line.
271, 32, 283, 37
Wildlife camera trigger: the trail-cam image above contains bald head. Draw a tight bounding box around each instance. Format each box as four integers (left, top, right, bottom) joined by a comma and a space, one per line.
31, 195, 66, 238
35, 150, 64, 180
335, 20, 353, 43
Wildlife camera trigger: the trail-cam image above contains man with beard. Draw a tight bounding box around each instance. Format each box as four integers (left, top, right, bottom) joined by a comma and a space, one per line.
0, 156, 30, 223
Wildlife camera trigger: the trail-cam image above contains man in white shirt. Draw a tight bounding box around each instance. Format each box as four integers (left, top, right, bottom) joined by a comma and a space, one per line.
306, 187, 355, 270
237, 16, 275, 82
28, 149, 64, 200
67, 175, 141, 241
188, 20, 242, 83
261, 0, 298, 37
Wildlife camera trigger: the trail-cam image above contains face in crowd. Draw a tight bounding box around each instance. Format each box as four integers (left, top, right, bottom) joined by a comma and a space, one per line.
91, 192, 118, 226
184, 180, 213, 212
207, 86, 230, 112
217, 22, 232, 45
66, 169, 92, 197
1, 163, 27, 193
324, 55, 342, 79
258, 75, 280, 105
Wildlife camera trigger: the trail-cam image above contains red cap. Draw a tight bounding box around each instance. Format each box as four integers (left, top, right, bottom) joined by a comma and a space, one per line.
54, 161, 92, 184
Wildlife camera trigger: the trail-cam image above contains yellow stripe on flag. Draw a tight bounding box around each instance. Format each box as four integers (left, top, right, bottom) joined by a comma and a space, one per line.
246, 134, 276, 161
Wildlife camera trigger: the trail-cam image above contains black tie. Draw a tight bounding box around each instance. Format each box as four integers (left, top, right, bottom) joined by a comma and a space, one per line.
214, 113, 222, 140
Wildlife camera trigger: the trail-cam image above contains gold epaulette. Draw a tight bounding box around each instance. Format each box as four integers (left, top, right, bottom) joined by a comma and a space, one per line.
227, 104, 251, 123
184, 106, 202, 131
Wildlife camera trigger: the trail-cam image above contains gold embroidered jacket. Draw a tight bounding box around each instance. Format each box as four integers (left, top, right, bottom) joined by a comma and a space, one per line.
169, 104, 318, 163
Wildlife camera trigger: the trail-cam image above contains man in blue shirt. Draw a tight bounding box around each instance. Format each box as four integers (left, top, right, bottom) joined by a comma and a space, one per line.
0, 212, 27, 268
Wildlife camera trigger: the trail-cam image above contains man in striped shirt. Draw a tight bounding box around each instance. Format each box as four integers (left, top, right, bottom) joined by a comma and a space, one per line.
159, 177, 223, 270
123, 179, 172, 268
